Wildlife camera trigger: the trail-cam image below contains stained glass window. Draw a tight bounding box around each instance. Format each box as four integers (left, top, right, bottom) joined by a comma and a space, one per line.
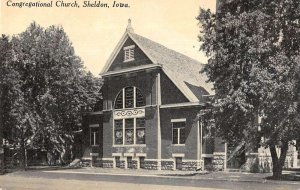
125, 119, 134, 144
114, 87, 145, 109
136, 88, 145, 107
113, 86, 146, 145
125, 87, 134, 108
136, 118, 146, 144
114, 91, 123, 109
114, 120, 123, 144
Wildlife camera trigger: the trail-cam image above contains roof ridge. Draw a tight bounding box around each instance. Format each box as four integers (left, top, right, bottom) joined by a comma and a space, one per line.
131, 33, 205, 66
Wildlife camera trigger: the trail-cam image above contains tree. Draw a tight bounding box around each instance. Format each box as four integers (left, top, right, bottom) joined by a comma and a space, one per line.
197, 0, 300, 179
0, 35, 13, 173
2, 22, 102, 168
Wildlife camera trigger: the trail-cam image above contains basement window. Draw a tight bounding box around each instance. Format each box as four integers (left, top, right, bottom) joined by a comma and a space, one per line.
124, 45, 135, 62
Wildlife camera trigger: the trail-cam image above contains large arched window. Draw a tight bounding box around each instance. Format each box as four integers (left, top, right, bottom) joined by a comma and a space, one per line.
114, 87, 145, 109
114, 87, 146, 145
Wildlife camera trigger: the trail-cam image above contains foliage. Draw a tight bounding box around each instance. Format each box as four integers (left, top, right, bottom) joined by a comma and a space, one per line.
1, 22, 102, 167
197, 0, 300, 178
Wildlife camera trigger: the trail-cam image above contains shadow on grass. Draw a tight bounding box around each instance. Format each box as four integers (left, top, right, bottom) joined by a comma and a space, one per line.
3, 165, 82, 174
266, 174, 300, 181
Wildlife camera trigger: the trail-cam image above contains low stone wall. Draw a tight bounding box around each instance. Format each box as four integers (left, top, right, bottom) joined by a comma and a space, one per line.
144, 160, 158, 170
102, 160, 113, 168
182, 161, 197, 171
161, 161, 174, 170
132, 160, 138, 169
212, 153, 225, 171
93, 159, 102, 167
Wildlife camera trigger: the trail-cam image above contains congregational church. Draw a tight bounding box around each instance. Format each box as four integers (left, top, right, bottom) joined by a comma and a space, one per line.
78, 20, 227, 170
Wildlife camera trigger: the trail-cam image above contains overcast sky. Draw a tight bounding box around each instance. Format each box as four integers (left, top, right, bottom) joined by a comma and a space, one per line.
1, 0, 216, 76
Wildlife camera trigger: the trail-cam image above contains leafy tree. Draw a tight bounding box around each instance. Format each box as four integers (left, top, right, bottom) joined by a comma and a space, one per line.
2, 22, 102, 168
197, 0, 300, 179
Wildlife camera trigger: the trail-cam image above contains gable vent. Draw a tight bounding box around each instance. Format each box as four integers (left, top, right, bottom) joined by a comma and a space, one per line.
124, 45, 135, 62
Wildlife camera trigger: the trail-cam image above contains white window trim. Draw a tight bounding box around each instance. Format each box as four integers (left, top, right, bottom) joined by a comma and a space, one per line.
171, 118, 186, 122
172, 120, 186, 145
90, 125, 99, 146
123, 45, 135, 50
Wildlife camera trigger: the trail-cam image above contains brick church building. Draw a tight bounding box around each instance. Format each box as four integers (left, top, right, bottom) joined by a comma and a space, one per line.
79, 20, 227, 170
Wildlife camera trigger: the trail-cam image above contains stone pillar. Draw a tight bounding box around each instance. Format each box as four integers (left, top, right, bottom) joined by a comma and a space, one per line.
212, 152, 226, 171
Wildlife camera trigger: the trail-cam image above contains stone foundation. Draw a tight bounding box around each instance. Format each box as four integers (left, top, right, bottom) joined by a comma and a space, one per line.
182, 161, 197, 171
131, 160, 138, 169
161, 161, 174, 170
212, 152, 226, 171
102, 160, 113, 168
144, 160, 158, 170
82, 157, 204, 171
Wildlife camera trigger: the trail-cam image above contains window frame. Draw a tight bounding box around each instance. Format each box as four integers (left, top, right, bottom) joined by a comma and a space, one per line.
114, 87, 145, 110
90, 124, 100, 146
113, 117, 146, 146
172, 119, 186, 145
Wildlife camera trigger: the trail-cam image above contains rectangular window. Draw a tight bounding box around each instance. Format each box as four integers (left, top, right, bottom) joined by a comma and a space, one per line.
175, 157, 183, 170
136, 118, 145, 144
172, 121, 185, 145
115, 156, 121, 168
124, 45, 135, 62
125, 119, 134, 144
127, 157, 133, 169
90, 127, 99, 146
139, 157, 145, 169
114, 120, 123, 145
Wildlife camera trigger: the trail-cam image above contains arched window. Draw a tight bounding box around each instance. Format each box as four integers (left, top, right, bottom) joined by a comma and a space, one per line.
114, 87, 146, 145
114, 87, 145, 109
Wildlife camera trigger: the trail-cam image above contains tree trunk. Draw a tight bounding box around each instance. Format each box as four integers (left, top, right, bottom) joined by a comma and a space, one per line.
269, 142, 289, 179
19, 140, 27, 170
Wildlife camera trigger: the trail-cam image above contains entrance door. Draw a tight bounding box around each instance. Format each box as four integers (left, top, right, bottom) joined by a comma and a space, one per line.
175, 157, 182, 170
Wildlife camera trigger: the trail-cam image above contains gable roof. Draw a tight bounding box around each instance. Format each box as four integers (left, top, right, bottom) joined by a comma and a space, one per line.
101, 30, 214, 102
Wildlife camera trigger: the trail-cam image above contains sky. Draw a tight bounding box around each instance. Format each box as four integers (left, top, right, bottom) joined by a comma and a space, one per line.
1, 0, 216, 76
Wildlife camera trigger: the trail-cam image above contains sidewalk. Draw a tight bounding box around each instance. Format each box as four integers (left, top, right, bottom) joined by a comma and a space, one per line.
39, 167, 300, 185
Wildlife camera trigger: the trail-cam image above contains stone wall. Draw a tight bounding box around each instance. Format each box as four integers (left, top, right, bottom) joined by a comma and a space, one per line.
144, 160, 158, 170
161, 161, 174, 170
102, 160, 113, 168
212, 152, 225, 171
182, 161, 197, 171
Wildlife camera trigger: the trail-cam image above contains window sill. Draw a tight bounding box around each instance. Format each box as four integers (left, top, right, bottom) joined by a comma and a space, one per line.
172, 144, 185, 146
123, 58, 135, 63
113, 144, 146, 147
